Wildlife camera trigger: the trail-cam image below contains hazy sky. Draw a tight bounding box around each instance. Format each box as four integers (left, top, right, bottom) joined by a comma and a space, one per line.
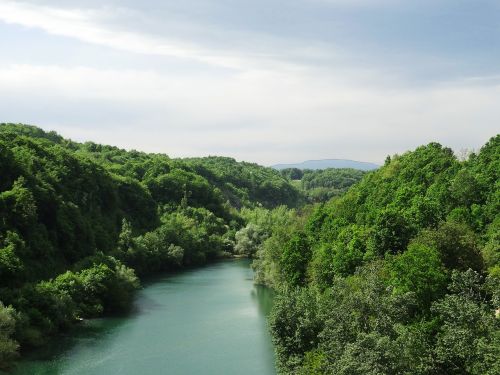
0, 0, 499, 165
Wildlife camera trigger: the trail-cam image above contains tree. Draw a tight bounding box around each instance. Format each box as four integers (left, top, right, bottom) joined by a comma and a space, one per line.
372, 207, 416, 255
0, 231, 26, 286
167, 244, 184, 266
0, 302, 18, 370
388, 243, 447, 308
269, 287, 322, 373
117, 218, 133, 253
431, 270, 500, 374
280, 232, 311, 286
413, 221, 484, 271
234, 223, 267, 257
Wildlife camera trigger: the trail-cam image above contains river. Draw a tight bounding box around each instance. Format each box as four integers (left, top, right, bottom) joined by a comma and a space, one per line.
8, 259, 276, 375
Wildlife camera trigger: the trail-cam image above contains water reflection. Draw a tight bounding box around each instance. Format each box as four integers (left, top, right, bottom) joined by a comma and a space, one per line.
251, 285, 274, 317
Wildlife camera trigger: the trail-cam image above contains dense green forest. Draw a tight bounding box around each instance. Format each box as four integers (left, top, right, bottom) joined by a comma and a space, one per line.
244, 137, 500, 374
0, 123, 306, 369
1, 123, 498, 374
279, 167, 366, 202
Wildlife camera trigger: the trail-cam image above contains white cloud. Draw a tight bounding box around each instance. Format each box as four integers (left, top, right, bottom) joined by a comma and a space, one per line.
0, 1, 268, 69
0, 63, 498, 164
0, 1, 497, 164
305, 0, 403, 7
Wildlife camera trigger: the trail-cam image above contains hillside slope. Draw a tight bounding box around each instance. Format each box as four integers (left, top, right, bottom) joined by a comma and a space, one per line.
249, 137, 499, 374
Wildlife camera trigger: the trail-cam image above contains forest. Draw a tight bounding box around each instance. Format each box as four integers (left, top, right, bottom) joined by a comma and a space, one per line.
279, 167, 366, 203
243, 137, 500, 374
0, 123, 498, 374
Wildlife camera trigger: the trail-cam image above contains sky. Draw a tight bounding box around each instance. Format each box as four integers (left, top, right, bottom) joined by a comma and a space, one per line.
0, 0, 499, 165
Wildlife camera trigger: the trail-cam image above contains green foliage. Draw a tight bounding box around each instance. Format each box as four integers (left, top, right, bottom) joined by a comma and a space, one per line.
317, 263, 417, 373
412, 221, 484, 271
234, 223, 267, 257
269, 287, 322, 373
0, 232, 26, 287
388, 243, 447, 307
5, 256, 139, 350
299, 349, 326, 375
301, 168, 365, 191
372, 207, 416, 255
122, 206, 229, 273
332, 225, 369, 276
0, 302, 19, 370
309, 224, 370, 289
280, 232, 311, 286
431, 270, 500, 374
482, 216, 500, 271
279, 168, 304, 180
256, 136, 500, 374
240, 206, 299, 286
0, 177, 37, 230
280, 168, 366, 203
184, 156, 303, 209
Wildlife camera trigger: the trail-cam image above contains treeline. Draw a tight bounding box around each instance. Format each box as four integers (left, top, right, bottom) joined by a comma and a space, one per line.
280, 167, 366, 202
0, 123, 302, 369
245, 138, 499, 374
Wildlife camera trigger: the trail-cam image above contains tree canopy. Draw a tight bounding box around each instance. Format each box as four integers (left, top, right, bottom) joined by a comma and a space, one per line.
250, 136, 500, 374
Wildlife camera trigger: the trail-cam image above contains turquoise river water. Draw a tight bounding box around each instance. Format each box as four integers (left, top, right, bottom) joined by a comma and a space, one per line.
7, 259, 276, 375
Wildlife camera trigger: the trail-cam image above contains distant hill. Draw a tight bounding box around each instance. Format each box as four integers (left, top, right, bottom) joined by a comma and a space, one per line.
271, 159, 379, 171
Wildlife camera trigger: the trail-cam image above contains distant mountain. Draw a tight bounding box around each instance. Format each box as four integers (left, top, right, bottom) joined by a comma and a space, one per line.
271, 159, 379, 171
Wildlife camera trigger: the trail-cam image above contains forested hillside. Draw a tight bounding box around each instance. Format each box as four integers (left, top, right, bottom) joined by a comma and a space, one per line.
1, 123, 498, 374
280, 168, 366, 202
0, 123, 302, 369
183, 157, 302, 208
245, 138, 499, 374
